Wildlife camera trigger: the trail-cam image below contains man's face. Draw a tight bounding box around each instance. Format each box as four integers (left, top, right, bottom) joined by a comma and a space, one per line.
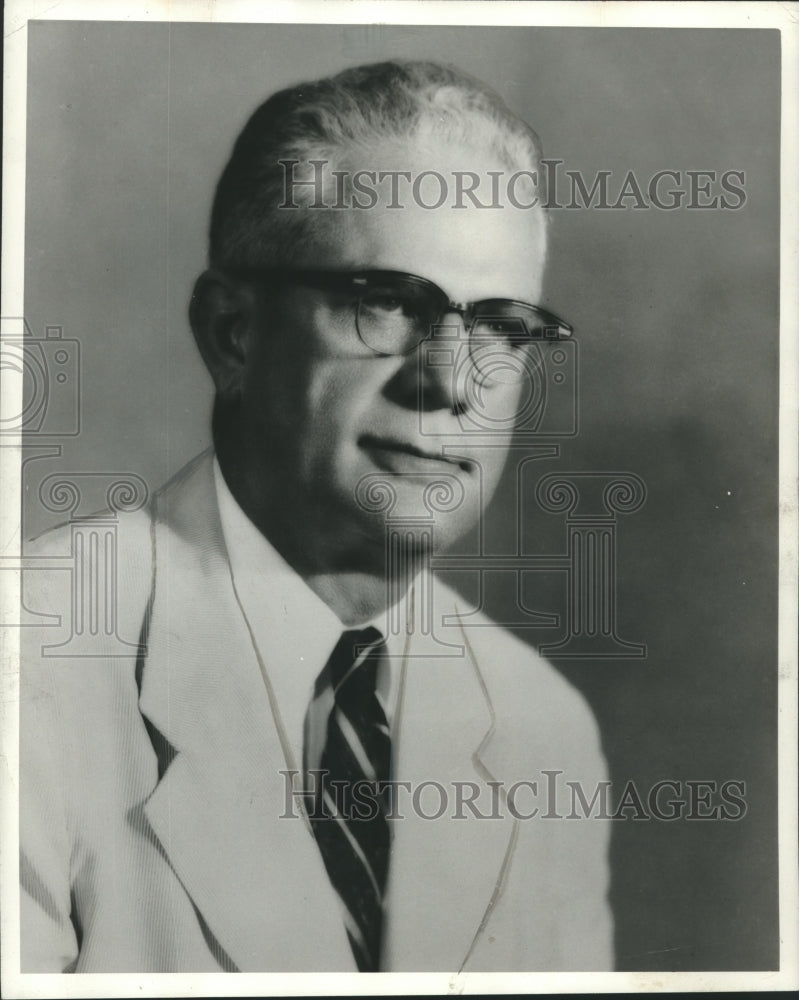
237, 140, 548, 563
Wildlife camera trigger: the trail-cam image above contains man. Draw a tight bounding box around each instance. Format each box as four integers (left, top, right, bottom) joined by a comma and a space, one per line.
21, 60, 612, 972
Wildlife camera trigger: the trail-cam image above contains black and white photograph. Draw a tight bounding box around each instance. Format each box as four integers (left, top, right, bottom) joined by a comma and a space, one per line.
1, 1, 797, 994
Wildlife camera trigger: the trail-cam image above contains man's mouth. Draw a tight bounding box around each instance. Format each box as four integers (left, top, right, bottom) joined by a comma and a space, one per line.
358, 435, 473, 473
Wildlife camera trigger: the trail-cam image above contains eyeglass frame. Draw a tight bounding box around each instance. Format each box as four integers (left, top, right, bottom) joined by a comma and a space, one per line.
224, 266, 573, 357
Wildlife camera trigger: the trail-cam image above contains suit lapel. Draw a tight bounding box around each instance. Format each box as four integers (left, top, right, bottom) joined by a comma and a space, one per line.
138, 454, 515, 971
139, 454, 353, 971
382, 586, 517, 971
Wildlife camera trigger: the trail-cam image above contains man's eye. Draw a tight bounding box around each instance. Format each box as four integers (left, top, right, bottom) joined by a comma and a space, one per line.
484, 319, 515, 334
476, 317, 528, 341
361, 291, 418, 318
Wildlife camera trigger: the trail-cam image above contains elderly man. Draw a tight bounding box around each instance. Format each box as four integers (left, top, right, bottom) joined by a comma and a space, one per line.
21, 60, 612, 973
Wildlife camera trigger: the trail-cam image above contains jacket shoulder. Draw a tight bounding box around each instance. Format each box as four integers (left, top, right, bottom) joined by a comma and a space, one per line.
439, 579, 607, 778
23, 507, 154, 641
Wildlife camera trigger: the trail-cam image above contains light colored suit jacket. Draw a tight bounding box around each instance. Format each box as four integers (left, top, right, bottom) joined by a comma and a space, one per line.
20, 452, 613, 972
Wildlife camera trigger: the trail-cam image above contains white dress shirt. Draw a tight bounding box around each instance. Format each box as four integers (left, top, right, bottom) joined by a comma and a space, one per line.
212, 459, 406, 782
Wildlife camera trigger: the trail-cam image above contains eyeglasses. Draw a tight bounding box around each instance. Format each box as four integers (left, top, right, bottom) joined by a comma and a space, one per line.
233, 267, 572, 380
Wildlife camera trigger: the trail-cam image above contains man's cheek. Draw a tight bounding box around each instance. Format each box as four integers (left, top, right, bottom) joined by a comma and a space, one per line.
313, 368, 382, 439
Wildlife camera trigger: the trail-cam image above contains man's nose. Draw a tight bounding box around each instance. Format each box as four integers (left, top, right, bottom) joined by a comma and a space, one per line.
416, 311, 475, 414
381, 311, 477, 414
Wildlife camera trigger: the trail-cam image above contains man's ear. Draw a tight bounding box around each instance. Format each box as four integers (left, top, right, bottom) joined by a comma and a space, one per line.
189, 269, 256, 401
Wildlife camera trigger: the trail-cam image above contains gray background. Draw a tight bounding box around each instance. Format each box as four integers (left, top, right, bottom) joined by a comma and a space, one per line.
23, 22, 779, 970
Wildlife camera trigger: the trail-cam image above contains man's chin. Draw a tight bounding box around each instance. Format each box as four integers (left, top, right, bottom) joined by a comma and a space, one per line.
344, 470, 480, 554
350, 464, 474, 521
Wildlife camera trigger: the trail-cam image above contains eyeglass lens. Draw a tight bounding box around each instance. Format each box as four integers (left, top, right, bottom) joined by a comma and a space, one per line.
356, 276, 563, 382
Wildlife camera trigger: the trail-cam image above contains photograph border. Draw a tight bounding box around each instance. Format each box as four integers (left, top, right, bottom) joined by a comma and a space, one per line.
2, 1, 797, 996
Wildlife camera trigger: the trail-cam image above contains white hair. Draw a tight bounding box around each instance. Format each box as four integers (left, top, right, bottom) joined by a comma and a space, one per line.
210, 60, 547, 269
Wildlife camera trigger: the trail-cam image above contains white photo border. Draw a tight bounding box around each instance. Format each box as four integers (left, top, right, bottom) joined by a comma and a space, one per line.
2, 1, 797, 996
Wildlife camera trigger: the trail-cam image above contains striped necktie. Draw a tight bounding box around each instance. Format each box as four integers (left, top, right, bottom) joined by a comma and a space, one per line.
306, 627, 391, 972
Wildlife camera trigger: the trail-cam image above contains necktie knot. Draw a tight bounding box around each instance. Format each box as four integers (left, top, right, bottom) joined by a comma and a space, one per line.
329, 626, 384, 698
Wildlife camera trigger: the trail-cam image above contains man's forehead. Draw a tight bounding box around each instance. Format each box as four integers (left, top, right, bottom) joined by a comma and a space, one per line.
300, 205, 547, 305
279, 134, 546, 301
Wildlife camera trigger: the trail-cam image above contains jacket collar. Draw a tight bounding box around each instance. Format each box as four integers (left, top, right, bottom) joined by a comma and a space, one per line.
139, 452, 515, 971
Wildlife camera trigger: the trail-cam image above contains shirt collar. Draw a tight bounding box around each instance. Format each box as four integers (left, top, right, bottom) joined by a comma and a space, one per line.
212, 458, 407, 767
